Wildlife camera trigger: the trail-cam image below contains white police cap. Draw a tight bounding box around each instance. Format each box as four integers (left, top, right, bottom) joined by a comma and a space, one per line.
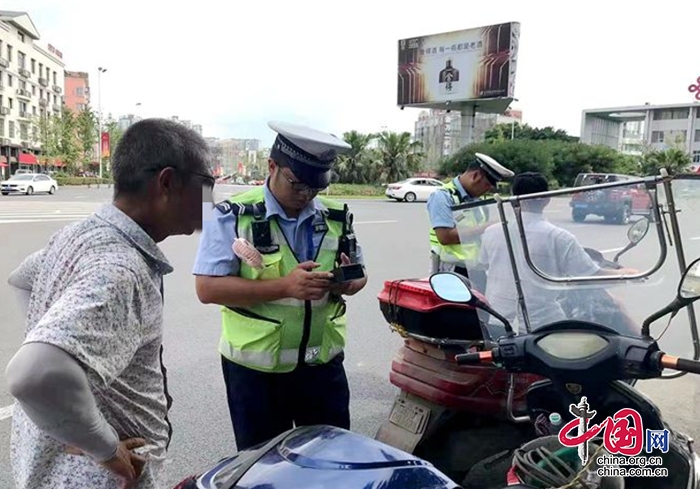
268, 121, 351, 188
474, 152, 514, 184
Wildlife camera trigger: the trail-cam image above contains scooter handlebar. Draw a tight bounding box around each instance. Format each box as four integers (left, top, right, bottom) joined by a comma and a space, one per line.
659, 353, 700, 375
455, 351, 494, 365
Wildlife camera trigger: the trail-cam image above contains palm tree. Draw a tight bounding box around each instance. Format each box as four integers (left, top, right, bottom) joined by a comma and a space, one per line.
375, 131, 423, 183
640, 148, 692, 176
335, 130, 376, 184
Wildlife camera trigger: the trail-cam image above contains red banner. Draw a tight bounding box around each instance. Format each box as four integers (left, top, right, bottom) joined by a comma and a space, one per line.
101, 132, 110, 158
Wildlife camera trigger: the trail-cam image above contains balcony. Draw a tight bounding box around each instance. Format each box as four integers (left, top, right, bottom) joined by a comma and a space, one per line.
39, 99, 48, 107
39, 77, 48, 87
18, 111, 31, 120
52, 85, 62, 94
16, 88, 32, 100
0, 107, 9, 116
19, 68, 31, 78
52, 103, 61, 111
0, 57, 8, 68
1, 138, 11, 146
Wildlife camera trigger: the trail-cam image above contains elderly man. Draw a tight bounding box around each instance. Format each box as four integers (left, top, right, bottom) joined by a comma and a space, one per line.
5, 118, 214, 489
194, 121, 368, 451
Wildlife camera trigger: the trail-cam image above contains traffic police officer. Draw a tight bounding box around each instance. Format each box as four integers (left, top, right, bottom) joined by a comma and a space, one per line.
193, 121, 368, 450
427, 153, 513, 292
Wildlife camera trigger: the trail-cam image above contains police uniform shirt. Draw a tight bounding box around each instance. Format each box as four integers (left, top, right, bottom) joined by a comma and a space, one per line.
192, 182, 365, 278
426, 176, 477, 231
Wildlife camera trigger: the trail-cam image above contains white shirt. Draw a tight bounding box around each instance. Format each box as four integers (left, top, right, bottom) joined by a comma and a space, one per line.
479, 211, 600, 331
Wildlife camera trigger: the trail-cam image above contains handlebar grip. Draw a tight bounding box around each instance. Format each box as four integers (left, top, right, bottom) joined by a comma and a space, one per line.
455, 351, 493, 365
660, 354, 700, 374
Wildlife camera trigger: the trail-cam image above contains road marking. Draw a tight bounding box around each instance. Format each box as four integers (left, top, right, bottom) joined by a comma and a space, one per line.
0, 404, 14, 421
354, 220, 398, 225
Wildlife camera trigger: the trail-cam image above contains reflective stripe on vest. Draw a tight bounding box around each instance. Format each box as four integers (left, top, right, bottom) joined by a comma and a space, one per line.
219, 187, 348, 373
429, 181, 486, 265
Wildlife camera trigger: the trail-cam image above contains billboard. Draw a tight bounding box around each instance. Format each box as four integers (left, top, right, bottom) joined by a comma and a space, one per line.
397, 22, 519, 112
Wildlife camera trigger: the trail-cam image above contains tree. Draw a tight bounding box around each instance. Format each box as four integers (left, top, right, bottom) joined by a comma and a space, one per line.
335, 131, 377, 184
75, 105, 98, 168
35, 113, 60, 165
375, 131, 423, 183
484, 122, 579, 143
640, 148, 691, 176
56, 106, 81, 171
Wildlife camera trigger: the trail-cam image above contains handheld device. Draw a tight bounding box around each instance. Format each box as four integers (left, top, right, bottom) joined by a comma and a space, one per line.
331, 263, 365, 283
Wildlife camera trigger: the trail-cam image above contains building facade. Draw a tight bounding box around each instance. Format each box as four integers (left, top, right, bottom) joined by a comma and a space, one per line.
581, 102, 700, 167
0, 11, 64, 177
414, 108, 523, 170
64, 70, 89, 112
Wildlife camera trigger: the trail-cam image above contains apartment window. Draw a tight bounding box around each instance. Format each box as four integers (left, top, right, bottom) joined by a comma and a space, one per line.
694, 150, 700, 164
668, 130, 687, 143
7, 74, 12, 87
40, 89, 44, 99
53, 71, 57, 85
697, 108, 700, 118
0, 119, 4, 137
18, 32, 25, 43
19, 101, 27, 113
8, 97, 13, 109
651, 131, 664, 143
39, 63, 43, 76
20, 123, 28, 140
6, 45, 12, 62
653, 108, 690, 120
32, 105, 36, 115
32, 85, 36, 95
76, 87, 84, 96
696, 129, 700, 143
9, 120, 15, 138
45, 67, 50, 79
31, 58, 35, 73
19, 80, 26, 91
18, 51, 26, 69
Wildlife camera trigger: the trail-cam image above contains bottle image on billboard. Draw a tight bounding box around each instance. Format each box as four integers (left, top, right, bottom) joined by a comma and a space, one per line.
438, 59, 460, 96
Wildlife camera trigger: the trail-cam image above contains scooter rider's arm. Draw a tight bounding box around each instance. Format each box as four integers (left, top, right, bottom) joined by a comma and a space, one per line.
6, 342, 120, 462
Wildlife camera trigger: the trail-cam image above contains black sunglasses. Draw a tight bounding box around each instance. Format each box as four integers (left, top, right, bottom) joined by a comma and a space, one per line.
279, 169, 326, 194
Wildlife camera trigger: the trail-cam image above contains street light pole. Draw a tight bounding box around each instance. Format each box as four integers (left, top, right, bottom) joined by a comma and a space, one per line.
97, 67, 107, 179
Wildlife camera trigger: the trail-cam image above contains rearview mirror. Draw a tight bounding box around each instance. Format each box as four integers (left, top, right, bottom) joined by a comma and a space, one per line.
614, 217, 650, 263
628, 217, 650, 245
429, 272, 473, 303
679, 258, 700, 300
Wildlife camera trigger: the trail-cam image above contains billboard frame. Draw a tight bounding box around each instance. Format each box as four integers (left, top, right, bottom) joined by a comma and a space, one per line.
397, 21, 520, 115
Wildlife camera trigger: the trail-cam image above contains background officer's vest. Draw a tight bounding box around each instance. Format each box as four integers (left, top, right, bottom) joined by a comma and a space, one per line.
217, 187, 350, 373
429, 180, 487, 266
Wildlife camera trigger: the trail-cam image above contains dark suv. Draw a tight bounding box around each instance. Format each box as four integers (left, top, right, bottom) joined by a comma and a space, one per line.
569, 173, 652, 225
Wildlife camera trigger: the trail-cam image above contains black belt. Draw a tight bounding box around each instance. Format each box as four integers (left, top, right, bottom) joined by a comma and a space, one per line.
454, 266, 469, 278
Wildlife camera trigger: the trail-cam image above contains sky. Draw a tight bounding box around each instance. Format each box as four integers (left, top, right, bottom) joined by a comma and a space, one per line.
6, 0, 700, 147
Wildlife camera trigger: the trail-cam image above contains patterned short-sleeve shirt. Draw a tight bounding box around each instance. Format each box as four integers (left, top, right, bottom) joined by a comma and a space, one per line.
10, 204, 174, 489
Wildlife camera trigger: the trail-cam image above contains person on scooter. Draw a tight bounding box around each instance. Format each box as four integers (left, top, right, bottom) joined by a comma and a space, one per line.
427, 153, 514, 293
478, 172, 639, 333
192, 121, 368, 451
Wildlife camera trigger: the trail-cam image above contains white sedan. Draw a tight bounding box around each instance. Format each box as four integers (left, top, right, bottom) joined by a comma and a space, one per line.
385, 177, 445, 202
1, 173, 58, 195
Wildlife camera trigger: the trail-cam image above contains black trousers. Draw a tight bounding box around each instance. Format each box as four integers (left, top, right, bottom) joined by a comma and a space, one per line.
221, 352, 351, 451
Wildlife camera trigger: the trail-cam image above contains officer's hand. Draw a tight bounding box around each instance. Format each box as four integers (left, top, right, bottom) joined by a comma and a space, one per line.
284, 262, 334, 301
330, 253, 358, 296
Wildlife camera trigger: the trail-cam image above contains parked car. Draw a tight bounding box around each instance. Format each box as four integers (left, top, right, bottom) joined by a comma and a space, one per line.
385, 177, 445, 202
569, 172, 652, 224
1, 173, 58, 196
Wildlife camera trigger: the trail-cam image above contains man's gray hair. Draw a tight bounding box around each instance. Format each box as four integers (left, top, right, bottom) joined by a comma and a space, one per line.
112, 118, 211, 196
